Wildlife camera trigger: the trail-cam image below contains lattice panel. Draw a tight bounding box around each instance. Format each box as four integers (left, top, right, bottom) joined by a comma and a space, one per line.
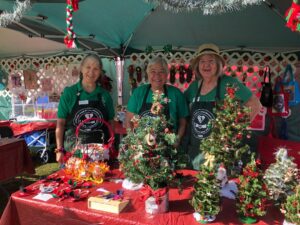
0, 55, 84, 101
130, 52, 299, 94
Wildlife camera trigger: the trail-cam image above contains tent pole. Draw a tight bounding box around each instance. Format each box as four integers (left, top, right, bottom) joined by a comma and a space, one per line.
13, 21, 40, 36
114, 57, 124, 105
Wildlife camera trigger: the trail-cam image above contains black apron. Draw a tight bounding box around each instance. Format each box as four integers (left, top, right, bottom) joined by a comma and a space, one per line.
138, 84, 170, 122
64, 89, 110, 151
187, 78, 221, 169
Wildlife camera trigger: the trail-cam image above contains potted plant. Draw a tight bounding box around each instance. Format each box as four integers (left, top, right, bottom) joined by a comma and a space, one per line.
190, 162, 221, 223
281, 185, 300, 225
264, 147, 299, 206
119, 91, 181, 214
236, 155, 268, 224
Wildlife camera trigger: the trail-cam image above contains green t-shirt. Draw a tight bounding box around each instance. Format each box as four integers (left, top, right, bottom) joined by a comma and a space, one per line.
127, 84, 189, 131
57, 81, 115, 120
184, 75, 252, 105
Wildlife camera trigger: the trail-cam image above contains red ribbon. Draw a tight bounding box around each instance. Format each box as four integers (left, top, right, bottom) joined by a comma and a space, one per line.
67, 0, 79, 11
140, 185, 168, 205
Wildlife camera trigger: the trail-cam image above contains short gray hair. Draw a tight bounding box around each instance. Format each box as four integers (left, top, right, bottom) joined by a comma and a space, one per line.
146, 57, 169, 75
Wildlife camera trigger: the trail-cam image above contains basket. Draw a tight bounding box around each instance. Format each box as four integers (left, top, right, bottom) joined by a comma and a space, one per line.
64, 118, 114, 183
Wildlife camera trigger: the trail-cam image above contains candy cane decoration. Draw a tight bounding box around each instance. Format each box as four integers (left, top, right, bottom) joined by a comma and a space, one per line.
64, 0, 79, 48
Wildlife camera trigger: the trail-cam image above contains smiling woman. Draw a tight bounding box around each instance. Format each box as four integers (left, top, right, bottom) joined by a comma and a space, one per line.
125, 57, 189, 147
184, 43, 262, 170
55, 54, 115, 166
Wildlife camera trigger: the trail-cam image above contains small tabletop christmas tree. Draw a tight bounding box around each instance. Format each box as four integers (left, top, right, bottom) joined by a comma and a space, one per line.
119, 90, 180, 190
236, 154, 268, 223
190, 162, 221, 223
200, 85, 251, 177
281, 185, 300, 225
264, 147, 299, 206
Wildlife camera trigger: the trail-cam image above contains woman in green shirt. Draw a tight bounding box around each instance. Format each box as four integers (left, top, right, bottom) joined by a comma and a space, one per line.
125, 57, 189, 147
55, 54, 114, 165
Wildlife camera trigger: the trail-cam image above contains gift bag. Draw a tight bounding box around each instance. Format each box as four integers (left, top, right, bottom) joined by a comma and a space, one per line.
260, 66, 273, 107
268, 77, 289, 117
248, 107, 267, 131
282, 64, 300, 106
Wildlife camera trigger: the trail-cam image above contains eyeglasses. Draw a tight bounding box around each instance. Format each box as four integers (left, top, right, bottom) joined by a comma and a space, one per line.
199, 60, 217, 66
149, 70, 166, 75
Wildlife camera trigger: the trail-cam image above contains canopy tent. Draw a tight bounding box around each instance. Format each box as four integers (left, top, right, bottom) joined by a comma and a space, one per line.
0, 0, 300, 59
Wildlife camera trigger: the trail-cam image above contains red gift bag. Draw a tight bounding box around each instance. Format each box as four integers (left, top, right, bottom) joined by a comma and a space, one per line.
248, 107, 266, 131
257, 118, 300, 170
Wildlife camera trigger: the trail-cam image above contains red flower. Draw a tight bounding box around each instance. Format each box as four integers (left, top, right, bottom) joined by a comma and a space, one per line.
82, 154, 88, 160
226, 87, 236, 98
255, 159, 261, 165
236, 133, 243, 140
292, 201, 298, 207
246, 203, 254, 209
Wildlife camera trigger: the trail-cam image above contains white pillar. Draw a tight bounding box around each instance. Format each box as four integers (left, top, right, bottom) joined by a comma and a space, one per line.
115, 57, 124, 105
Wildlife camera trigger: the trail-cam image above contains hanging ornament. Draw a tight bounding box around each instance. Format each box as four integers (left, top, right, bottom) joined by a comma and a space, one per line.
186, 65, 193, 83
285, 0, 300, 32
64, 0, 79, 48
144, 61, 149, 82
136, 66, 142, 83
128, 64, 135, 80
0, 0, 31, 28
179, 65, 186, 84
144, 133, 157, 146
145, 0, 264, 15
169, 65, 176, 84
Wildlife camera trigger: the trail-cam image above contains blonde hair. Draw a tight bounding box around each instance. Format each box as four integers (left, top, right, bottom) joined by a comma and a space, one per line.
192, 54, 224, 80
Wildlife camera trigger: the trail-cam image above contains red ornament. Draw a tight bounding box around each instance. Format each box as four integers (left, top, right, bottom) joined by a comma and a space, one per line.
236, 133, 243, 139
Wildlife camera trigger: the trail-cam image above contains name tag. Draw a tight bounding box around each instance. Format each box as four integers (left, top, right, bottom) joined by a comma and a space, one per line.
79, 100, 89, 105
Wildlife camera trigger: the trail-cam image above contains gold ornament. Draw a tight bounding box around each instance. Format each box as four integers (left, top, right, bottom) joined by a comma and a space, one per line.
145, 133, 156, 146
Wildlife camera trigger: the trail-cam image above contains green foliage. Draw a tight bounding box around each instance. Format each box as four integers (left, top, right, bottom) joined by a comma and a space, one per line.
200, 85, 251, 176
264, 148, 299, 206
190, 165, 221, 217
118, 91, 182, 190
281, 185, 300, 224
236, 155, 268, 218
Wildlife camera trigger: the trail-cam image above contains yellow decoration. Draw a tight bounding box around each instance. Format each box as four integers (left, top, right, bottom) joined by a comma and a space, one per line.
203, 153, 215, 168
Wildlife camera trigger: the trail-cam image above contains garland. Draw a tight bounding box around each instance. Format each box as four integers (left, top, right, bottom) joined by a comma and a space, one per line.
145, 0, 264, 14
64, 0, 79, 48
0, 0, 31, 27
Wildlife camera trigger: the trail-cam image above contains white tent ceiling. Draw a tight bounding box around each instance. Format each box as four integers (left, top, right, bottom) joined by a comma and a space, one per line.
0, 28, 71, 58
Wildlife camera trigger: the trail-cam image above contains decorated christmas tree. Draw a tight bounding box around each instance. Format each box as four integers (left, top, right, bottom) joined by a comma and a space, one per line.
264, 147, 299, 206
236, 154, 268, 223
118, 91, 180, 190
200, 85, 251, 177
281, 185, 300, 225
190, 163, 221, 223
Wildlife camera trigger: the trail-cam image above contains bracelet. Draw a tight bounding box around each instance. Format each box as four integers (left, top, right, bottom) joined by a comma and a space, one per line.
54, 147, 65, 154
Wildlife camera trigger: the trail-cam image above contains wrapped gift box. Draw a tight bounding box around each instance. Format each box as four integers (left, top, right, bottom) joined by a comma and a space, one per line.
88, 196, 129, 214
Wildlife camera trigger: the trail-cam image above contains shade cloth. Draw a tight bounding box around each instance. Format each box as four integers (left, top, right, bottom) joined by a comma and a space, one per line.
0, 169, 282, 225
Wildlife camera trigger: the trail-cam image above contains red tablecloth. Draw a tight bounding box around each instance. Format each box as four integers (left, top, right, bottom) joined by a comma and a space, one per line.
0, 170, 282, 225
0, 138, 35, 182
10, 122, 56, 136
